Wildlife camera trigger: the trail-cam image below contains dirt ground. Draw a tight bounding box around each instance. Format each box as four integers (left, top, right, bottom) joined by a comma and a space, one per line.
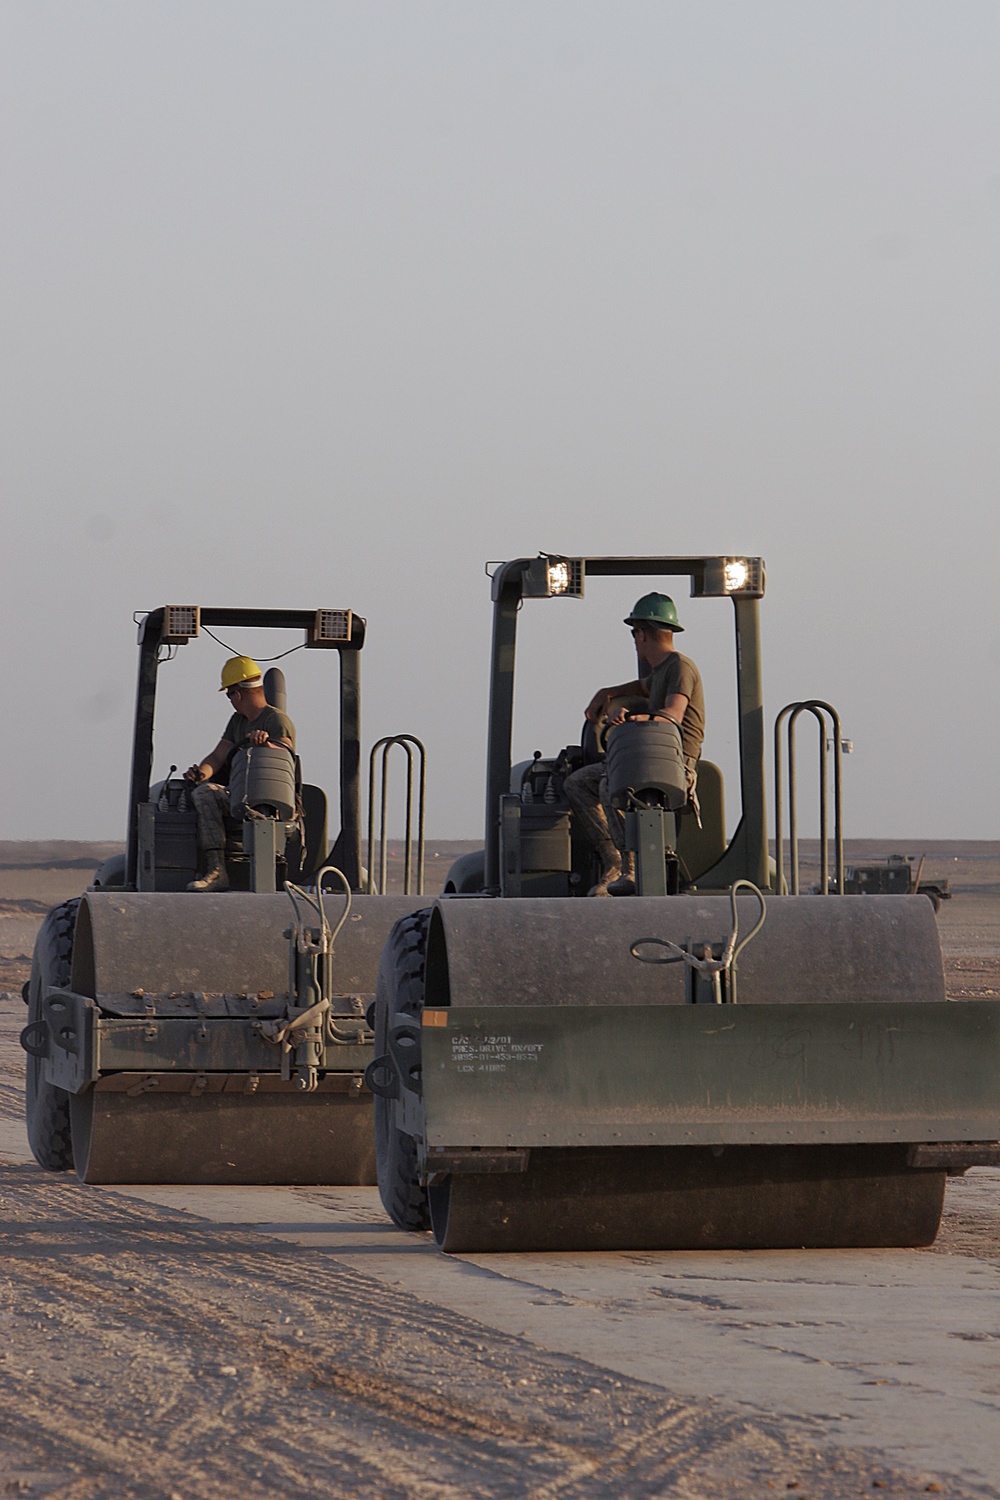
7, 1160, 984, 1500
1, 841, 998, 1498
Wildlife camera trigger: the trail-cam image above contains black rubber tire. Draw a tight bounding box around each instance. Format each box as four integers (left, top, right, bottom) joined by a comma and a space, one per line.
24, 899, 79, 1171
373, 909, 431, 1231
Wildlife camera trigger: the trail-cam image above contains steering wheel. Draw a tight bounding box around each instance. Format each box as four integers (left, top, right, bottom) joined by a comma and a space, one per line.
590, 695, 649, 756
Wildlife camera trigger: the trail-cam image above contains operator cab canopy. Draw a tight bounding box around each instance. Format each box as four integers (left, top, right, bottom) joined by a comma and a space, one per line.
103, 606, 364, 894
444, 554, 767, 897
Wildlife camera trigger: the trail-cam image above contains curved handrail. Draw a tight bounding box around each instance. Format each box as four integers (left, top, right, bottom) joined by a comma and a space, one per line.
774, 700, 844, 895
366, 735, 427, 895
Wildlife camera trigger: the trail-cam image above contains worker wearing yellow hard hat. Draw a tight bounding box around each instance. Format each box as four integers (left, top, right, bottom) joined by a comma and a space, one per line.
219, 655, 265, 693
183, 656, 297, 891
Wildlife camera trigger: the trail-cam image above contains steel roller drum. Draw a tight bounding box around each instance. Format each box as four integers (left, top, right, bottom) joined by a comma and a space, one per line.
415, 895, 977, 1252
423, 892, 947, 1009
427, 1145, 947, 1254
70, 891, 423, 1185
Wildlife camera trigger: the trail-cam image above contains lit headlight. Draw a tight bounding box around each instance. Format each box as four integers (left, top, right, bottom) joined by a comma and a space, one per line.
522, 555, 585, 598
692, 557, 765, 599
724, 559, 748, 592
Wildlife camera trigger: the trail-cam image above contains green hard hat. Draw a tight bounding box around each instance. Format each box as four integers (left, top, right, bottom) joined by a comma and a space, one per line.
624, 592, 684, 633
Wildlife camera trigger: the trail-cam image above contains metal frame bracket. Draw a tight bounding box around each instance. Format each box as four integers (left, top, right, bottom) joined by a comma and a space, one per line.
42, 989, 99, 1094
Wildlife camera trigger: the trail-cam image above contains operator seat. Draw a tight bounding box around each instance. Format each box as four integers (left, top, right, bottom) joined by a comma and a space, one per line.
222, 746, 328, 885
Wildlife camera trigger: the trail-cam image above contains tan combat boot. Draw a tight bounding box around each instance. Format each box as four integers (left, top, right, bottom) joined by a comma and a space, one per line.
606, 852, 636, 896
187, 853, 230, 893
588, 844, 623, 897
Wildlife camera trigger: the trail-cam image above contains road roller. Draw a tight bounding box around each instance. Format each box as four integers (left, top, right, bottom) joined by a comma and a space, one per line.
21, 604, 426, 1184
368, 555, 1000, 1252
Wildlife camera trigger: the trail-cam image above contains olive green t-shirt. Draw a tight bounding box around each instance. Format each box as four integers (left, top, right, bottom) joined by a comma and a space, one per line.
223, 706, 296, 753
646, 652, 704, 763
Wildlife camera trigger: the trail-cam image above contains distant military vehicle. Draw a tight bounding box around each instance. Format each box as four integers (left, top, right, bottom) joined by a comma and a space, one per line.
838, 853, 952, 911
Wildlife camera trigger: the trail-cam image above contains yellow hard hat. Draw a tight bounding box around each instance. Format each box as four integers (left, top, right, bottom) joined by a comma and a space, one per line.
219, 655, 263, 692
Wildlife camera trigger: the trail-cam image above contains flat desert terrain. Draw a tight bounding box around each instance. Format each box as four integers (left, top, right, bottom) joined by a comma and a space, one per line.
1, 840, 997, 1499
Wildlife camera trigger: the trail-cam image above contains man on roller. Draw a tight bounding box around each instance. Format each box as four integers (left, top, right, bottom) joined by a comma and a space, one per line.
183, 656, 296, 892
563, 594, 704, 896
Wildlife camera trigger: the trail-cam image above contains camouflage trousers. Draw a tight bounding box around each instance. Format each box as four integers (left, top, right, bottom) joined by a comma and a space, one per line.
190, 782, 230, 854
563, 762, 626, 858
563, 759, 700, 859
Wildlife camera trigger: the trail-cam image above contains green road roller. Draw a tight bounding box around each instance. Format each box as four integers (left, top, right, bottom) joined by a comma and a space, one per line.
22, 605, 426, 1185
368, 555, 1000, 1252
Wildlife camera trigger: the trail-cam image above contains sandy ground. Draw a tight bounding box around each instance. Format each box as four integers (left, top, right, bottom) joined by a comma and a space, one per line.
1, 842, 998, 1498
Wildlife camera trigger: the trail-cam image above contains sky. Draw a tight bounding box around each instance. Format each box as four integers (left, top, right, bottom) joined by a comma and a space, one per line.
2, 1, 998, 843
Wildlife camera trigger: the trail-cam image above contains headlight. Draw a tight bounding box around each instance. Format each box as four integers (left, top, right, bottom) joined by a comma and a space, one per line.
691, 557, 765, 599
522, 555, 585, 598
307, 608, 354, 646
162, 606, 200, 642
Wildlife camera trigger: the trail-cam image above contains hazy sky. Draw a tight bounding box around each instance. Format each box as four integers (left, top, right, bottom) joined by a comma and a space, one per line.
2, 1, 998, 843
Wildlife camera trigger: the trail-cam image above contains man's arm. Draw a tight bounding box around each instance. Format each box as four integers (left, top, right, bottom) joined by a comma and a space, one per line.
244, 729, 293, 748
655, 692, 689, 727
184, 738, 234, 783
608, 692, 688, 730
245, 708, 295, 751
585, 678, 650, 723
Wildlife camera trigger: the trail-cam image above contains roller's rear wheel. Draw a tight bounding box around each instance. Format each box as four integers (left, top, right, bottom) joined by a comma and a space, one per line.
429, 1145, 946, 1254
24, 900, 79, 1171
374, 910, 431, 1231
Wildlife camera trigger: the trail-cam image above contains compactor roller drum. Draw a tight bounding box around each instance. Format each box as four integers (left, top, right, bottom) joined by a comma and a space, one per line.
68, 1088, 375, 1187
372, 893, 997, 1253
426, 1146, 945, 1255
51, 890, 421, 1185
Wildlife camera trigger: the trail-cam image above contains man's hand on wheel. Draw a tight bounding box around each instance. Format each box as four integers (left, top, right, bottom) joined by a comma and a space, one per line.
585, 689, 612, 723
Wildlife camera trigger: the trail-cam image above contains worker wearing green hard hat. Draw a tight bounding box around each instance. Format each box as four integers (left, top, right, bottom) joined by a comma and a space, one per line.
182, 655, 297, 892
623, 592, 685, 633
563, 593, 704, 895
